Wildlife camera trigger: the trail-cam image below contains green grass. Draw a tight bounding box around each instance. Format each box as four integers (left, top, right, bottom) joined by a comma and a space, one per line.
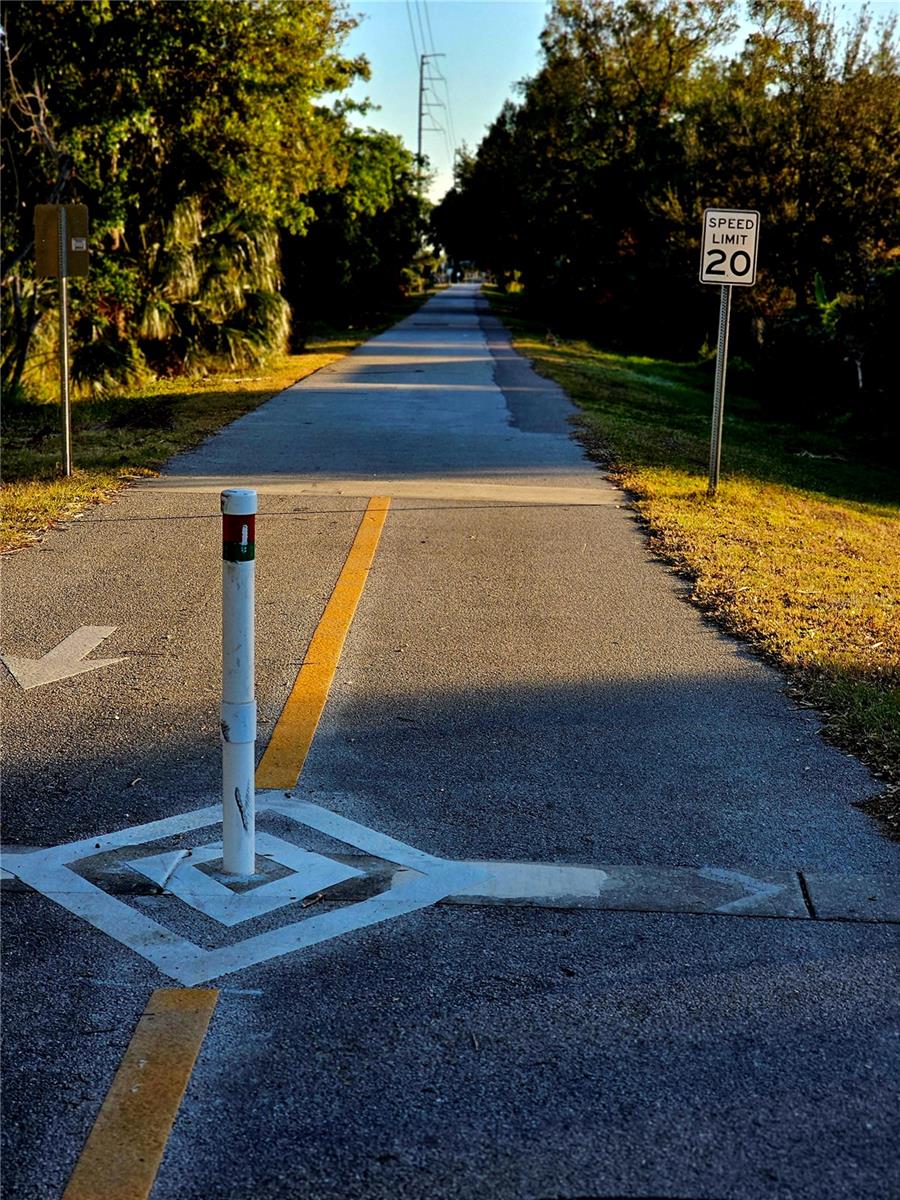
1, 301, 427, 552
1, 350, 342, 552
488, 288, 900, 837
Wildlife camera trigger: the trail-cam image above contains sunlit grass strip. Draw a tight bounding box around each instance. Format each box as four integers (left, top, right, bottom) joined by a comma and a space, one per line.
1, 473, 131, 553
489, 295, 900, 835
1, 346, 348, 553
616, 468, 900, 782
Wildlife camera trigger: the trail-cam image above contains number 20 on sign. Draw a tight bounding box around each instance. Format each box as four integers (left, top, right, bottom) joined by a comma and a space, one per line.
699, 207, 761, 496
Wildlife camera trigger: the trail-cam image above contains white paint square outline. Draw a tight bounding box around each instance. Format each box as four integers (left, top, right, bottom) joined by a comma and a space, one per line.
126, 833, 363, 928
1, 795, 491, 985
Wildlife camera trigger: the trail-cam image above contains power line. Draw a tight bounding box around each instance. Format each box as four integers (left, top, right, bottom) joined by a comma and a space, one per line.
417, 51, 446, 195
435, 69, 458, 164
424, 86, 453, 166
414, 0, 430, 59
418, 1, 457, 185
406, 1, 457, 195
422, 0, 437, 56
404, 0, 421, 65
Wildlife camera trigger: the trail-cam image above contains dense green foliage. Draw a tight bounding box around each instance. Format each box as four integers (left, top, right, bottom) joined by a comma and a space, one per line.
282, 129, 424, 338
433, 0, 900, 444
1, 0, 424, 398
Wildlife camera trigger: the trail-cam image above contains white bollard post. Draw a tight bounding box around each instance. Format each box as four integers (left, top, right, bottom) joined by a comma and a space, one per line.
220, 488, 257, 877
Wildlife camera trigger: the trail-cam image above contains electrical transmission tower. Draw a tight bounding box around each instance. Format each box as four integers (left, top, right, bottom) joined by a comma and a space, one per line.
417, 52, 446, 196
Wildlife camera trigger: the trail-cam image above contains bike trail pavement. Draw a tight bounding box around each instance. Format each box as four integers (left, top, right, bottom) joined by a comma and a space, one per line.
1, 284, 897, 1200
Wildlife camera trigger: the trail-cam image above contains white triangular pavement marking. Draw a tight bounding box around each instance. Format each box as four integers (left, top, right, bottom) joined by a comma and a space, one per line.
133, 850, 189, 888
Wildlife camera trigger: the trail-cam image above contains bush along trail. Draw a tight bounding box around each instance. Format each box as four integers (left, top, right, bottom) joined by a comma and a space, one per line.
487, 290, 900, 838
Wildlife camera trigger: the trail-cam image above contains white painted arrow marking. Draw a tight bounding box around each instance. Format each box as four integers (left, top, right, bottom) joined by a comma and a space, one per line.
1, 626, 125, 690
698, 866, 786, 913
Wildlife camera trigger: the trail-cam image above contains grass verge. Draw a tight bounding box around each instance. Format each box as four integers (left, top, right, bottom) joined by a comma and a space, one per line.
488, 289, 900, 837
1, 303, 425, 553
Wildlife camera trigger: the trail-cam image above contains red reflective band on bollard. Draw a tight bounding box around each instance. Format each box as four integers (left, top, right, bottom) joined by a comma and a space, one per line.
222, 514, 256, 562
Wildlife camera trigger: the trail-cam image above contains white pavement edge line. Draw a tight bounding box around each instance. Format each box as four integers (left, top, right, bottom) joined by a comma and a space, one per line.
144, 480, 617, 505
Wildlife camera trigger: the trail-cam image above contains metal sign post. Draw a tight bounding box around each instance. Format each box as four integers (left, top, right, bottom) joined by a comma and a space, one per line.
57, 208, 72, 476
699, 208, 760, 496
708, 283, 732, 495
35, 204, 89, 478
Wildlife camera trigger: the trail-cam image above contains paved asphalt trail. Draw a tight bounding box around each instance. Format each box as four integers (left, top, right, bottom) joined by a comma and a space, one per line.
2, 285, 897, 1199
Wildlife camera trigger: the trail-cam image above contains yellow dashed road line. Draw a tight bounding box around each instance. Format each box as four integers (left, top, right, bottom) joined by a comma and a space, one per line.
255, 495, 391, 789
62, 989, 218, 1200
64, 497, 391, 1196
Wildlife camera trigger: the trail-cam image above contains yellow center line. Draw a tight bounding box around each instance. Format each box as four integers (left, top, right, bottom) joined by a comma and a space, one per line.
62, 988, 218, 1200
63, 498, 391, 1195
255, 495, 392, 789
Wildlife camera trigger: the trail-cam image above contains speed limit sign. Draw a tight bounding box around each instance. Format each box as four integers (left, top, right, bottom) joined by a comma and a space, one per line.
698, 207, 761, 496
699, 209, 760, 286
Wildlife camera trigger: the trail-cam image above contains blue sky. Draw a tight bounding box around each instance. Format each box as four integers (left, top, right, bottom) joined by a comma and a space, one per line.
344, 1, 552, 199
343, 0, 900, 203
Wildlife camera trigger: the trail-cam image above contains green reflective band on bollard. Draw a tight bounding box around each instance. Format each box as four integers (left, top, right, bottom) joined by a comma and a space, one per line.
222, 542, 256, 563
222, 514, 255, 562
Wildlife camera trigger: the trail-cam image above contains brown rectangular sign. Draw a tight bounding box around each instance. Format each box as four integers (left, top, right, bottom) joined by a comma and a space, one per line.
34, 204, 90, 277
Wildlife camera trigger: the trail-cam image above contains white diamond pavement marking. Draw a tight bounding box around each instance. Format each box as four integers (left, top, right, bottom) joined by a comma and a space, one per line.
127, 833, 364, 928
3, 794, 854, 986
1, 795, 491, 985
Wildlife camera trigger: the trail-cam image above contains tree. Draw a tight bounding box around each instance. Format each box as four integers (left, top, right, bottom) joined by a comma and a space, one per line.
1, 0, 366, 392
431, 129, 527, 285
282, 128, 423, 335
682, 0, 900, 421
438, 0, 733, 343
442, 0, 900, 435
